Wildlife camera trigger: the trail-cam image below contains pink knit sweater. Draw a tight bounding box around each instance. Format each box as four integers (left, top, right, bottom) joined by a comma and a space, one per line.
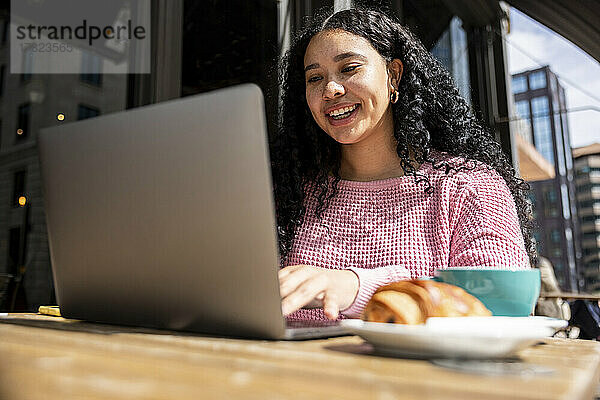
283, 152, 530, 321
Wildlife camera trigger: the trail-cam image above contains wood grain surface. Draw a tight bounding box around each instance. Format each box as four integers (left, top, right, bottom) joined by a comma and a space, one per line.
1, 314, 599, 400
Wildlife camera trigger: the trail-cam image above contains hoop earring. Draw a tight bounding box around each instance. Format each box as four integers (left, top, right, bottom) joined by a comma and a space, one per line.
390, 89, 399, 104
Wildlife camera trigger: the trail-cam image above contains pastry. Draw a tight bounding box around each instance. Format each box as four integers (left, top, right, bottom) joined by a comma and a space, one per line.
362, 280, 491, 324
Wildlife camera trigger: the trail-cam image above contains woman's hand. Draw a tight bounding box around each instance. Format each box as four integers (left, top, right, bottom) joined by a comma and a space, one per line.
279, 265, 359, 320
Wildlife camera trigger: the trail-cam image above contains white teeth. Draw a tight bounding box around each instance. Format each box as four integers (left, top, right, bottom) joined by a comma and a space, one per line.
329, 104, 357, 117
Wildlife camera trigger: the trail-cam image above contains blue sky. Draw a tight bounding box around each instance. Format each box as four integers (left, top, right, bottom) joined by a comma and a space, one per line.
506, 7, 600, 148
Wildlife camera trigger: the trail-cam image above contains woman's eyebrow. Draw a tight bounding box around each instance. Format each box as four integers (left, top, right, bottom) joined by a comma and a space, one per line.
333, 52, 368, 62
304, 52, 368, 72
304, 63, 319, 72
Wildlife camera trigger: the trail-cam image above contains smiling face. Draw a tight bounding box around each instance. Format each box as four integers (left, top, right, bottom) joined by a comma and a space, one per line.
303, 30, 402, 145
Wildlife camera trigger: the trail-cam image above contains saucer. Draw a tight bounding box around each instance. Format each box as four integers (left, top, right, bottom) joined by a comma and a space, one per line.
340, 317, 566, 359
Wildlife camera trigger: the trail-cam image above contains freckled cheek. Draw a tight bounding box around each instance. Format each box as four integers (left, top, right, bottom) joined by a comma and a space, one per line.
351, 82, 378, 110
305, 93, 319, 117
305, 94, 328, 128
358, 71, 389, 108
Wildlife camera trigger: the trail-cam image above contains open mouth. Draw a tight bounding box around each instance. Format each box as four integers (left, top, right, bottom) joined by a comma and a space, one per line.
326, 104, 359, 122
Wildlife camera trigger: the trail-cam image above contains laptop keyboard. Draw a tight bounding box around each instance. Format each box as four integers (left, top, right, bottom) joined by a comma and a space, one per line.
285, 319, 341, 329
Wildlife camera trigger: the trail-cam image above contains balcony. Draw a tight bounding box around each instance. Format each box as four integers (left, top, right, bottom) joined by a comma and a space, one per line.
584, 251, 600, 264
577, 188, 600, 203
579, 205, 600, 218
582, 237, 600, 249
580, 221, 600, 233
583, 266, 600, 277
575, 173, 600, 186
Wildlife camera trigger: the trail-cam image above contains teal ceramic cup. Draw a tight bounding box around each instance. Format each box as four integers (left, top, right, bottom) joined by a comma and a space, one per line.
433, 269, 541, 316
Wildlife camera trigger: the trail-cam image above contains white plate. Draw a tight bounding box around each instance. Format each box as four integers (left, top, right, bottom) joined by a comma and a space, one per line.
340, 317, 567, 359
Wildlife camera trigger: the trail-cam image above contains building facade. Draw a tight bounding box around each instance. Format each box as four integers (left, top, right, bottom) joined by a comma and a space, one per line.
572, 143, 600, 292
512, 66, 581, 290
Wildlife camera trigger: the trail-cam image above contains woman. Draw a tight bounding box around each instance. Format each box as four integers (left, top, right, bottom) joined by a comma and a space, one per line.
271, 8, 533, 322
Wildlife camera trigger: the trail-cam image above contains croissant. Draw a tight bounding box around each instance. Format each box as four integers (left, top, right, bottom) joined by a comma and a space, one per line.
362, 280, 491, 324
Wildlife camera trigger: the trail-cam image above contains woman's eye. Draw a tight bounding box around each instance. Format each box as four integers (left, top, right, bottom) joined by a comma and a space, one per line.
307, 76, 322, 83
341, 65, 359, 73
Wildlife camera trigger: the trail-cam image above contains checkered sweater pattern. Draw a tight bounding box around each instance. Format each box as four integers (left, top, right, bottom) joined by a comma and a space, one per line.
284, 153, 530, 321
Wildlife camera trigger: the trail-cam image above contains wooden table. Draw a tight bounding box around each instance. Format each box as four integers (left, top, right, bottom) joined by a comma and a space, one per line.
1, 314, 600, 400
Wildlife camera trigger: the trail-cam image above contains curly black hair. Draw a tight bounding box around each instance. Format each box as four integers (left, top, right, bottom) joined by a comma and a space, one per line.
270, 8, 535, 264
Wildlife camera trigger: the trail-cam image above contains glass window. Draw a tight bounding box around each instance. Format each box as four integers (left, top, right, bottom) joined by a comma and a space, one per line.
545, 189, 558, 203
182, 0, 278, 131
77, 104, 100, 121
7, 227, 21, 275
550, 229, 561, 243
555, 261, 564, 272
531, 97, 553, 164
551, 247, 562, 258
449, 17, 471, 104
182, 0, 277, 97
527, 191, 537, 218
80, 51, 103, 87
515, 100, 530, 119
512, 75, 527, 93
16, 103, 31, 142
580, 215, 600, 223
531, 96, 549, 117
529, 70, 546, 90
12, 170, 26, 207
577, 166, 591, 175
21, 47, 33, 82
1, 19, 7, 44
583, 232, 599, 241
575, 166, 600, 177
515, 100, 532, 144
431, 29, 451, 72
0, 2, 133, 311
533, 115, 554, 165
0, 65, 4, 96
556, 267, 566, 288
3, 0, 280, 312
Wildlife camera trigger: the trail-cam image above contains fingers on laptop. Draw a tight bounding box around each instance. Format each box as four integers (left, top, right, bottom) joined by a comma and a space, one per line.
279, 265, 334, 317
323, 291, 340, 320
278, 264, 301, 281
278, 265, 315, 299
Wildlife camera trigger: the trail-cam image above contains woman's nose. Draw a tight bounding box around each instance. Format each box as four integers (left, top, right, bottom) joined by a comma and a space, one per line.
323, 80, 345, 100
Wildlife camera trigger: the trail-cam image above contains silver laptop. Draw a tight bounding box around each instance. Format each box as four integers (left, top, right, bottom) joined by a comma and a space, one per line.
38, 83, 347, 340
